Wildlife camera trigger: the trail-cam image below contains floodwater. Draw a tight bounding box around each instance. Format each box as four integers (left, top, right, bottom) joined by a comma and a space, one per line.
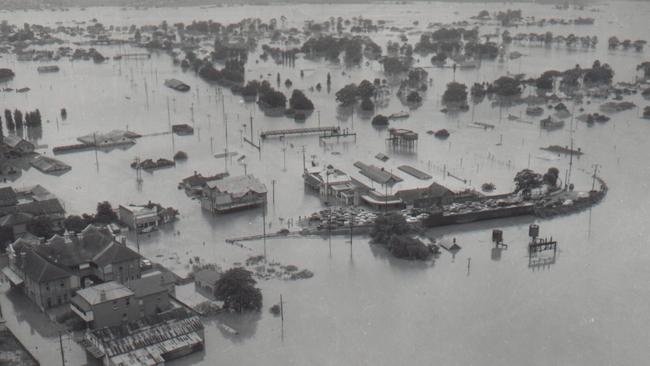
1, 1, 649, 365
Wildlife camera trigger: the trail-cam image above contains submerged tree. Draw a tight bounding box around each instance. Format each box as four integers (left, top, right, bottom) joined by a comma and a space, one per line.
442, 82, 468, 104
289, 89, 314, 110
214, 267, 262, 312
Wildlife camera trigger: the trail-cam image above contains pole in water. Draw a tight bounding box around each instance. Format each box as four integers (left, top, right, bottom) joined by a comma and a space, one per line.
467, 257, 471, 276
59, 331, 65, 366
272, 179, 276, 205
280, 294, 284, 325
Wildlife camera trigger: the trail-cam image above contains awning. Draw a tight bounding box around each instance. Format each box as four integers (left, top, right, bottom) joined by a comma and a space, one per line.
2, 267, 24, 286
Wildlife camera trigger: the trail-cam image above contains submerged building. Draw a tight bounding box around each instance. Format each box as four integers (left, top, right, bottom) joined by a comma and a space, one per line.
82, 308, 204, 366
201, 175, 267, 213
304, 161, 461, 210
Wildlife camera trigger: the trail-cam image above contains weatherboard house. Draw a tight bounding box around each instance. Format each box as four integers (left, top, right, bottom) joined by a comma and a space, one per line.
201, 175, 267, 213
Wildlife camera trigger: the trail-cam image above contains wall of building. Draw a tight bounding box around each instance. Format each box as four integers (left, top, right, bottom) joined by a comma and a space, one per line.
98, 259, 141, 287
91, 295, 139, 329
138, 291, 170, 317
25, 276, 76, 310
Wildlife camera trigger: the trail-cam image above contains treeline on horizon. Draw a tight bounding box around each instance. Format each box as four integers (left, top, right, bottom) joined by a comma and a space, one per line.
0, 0, 629, 11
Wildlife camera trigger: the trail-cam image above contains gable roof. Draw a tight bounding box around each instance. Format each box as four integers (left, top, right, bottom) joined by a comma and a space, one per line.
0, 212, 32, 227
93, 242, 140, 267
17, 248, 71, 283
206, 175, 267, 198
17, 199, 65, 216
0, 187, 17, 207
3, 135, 32, 149
36, 226, 114, 267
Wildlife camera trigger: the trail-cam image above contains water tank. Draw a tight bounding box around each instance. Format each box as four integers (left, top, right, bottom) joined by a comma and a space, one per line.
492, 229, 503, 243
529, 224, 539, 238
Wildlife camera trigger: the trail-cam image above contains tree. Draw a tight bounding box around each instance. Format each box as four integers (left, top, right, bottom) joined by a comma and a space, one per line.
543, 167, 560, 187
27, 216, 55, 239
335, 83, 359, 106
357, 80, 376, 99
388, 235, 432, 260
371, 114, 389, 126
382, 56, 410, 75
95, 201, 117, 224
214, 267, 262, 312
5, 109, 14, 130
64, 215, 88, 233
13, 110, 23, 129
406, 91, 422, 104
490, 76, 521, 96
370, 213, 411, 244
442, 82, 468, 104
583, 60, 613, 85
360, 98, 375, 111
513, 169, 543, 194
289, 89, 314, 110
241, 80, 260, 98
258, 88, 287, 109
637, 62, 650, 79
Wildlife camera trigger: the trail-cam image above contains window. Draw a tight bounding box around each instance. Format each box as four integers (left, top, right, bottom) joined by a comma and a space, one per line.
126, 298, 130, 306
60, 282, 65, 288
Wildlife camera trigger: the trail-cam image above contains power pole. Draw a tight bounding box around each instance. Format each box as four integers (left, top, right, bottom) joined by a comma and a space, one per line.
250, 113, 254, 141
262, 206, 267, 261
591, 164, 600, 191
272, 180, 276, 205
59, 331, 65, 366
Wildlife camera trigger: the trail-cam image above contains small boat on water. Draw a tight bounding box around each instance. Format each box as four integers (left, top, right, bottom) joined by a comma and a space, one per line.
37, 65, 60, 73
540, 145, 583, 155
389, 111, 410, 120
526, 106, 544, 116
540, 116, 565, 130
470, 122, 495, 130
434, 129, 450, 139
164, 78, 190, 92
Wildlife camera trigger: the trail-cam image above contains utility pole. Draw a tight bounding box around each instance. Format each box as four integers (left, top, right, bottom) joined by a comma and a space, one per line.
591, 164, 600, 191
262, 206, 267, 261
250, 113, 254, 141
567, 137, 574, 188
280, 294, 284, 329
59, 331, 65, 366
166, 96, 171, 129
301, 146, 306, 172
272, 180, 276, 205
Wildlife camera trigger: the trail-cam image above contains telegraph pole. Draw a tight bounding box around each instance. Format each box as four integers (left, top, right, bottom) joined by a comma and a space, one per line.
59, 331, 65, 366
591, 164, 600, 191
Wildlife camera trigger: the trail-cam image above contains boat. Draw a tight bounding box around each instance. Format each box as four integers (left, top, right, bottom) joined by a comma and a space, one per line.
540, 116, 564, 130
164, 78, 190, 92
470, 122, 495, 130
389, 111, 410, 120
434, 129, 450, 139
37, 65, 60, 73
540, 145, 583, 155
526, 106, 544, 116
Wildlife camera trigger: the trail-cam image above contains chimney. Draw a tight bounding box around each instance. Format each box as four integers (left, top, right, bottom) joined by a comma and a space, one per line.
100, 289, 106, 302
